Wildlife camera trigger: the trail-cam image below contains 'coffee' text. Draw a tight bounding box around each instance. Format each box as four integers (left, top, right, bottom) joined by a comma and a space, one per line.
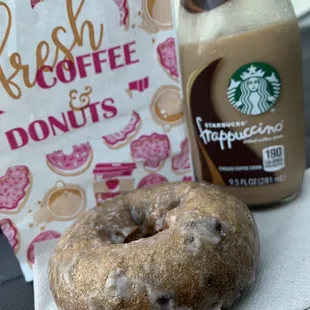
36, 42, 139, 89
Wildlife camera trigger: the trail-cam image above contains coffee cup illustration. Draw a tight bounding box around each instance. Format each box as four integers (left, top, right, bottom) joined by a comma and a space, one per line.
139, 0, 173, 34
33, 181, 86, 224
93, 162, 144, 204
150, 85, 184, 131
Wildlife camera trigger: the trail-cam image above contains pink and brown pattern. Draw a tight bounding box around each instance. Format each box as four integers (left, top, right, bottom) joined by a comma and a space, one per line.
0, 166, 32, 214
131, 133, 170, 171
157, 37, 179, 80
0, 218, 20, 253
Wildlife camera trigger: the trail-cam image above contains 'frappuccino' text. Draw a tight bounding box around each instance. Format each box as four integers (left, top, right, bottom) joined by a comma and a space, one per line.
196, 117, 284, 150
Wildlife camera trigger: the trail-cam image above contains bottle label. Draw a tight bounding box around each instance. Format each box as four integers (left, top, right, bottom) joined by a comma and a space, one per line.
185, 21, 304, 188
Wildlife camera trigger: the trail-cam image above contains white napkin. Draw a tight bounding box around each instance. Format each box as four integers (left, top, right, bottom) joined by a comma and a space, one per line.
231, 170, 310, 310
292, 0, 310, 18
33, 169, 310, 310
33, 239, 59, 310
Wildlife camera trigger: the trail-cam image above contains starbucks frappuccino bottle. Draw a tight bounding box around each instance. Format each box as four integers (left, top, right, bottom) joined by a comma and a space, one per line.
176, 0, 306, 206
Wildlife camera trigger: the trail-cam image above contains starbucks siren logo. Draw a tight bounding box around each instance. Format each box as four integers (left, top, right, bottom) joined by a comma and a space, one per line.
227, 62, 281, 115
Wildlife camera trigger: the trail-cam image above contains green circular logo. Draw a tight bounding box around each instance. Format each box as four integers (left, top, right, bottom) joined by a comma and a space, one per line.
227, 62, 281, 115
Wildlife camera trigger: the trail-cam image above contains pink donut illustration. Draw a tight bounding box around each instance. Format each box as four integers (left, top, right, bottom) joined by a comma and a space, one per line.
171, 138, 191, 175
46, 142, 93, 176
131, 133, 171, 172
0, 218, 20, 253
157, 37, 179, 80
27, 230, 61, 265
102, 111, 141, 149
138, 173, 168, 189
112, 0, 130, 30
183, 176, 194, 182
0, 166, 32, 214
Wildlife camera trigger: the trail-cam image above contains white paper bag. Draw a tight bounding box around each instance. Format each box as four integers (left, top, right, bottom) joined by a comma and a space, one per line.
0, 0, 193, 281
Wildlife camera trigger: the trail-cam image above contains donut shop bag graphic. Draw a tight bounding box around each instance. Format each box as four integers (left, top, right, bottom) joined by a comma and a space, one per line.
0, 0, 194, 281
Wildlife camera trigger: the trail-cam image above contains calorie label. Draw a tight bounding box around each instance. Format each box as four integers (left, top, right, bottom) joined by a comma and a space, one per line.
262, 145, 285, 172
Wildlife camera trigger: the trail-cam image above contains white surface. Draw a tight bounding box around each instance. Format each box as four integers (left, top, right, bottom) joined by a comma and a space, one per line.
292, 0, 310, 17
231, 170, 310, 310
34, 170, 310, 310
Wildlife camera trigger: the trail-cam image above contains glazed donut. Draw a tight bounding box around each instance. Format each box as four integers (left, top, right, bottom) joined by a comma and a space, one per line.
49, 182, 259, 310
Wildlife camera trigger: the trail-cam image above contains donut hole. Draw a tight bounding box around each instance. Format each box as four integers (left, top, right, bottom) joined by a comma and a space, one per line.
108, 226, 143, 244
106, 198, 182, 245
214, 221, 223, 235
156, 294, 172, 306
150, 292, 176, 310
204, 274, 216, 288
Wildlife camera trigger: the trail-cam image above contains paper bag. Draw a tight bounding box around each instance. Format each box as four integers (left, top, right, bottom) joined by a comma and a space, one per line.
0, 0, 193, 281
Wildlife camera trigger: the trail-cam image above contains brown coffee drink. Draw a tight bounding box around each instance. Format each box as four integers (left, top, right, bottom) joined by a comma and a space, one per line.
176, 0, 306, 206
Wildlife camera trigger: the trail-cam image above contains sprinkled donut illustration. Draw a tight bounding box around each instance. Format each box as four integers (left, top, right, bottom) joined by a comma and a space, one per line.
0, 218, 20, 253
171, 138, 192, 174
102, 111, 141, 149
46, 143, 93, 177
157, 37, 179, 81
27, 230, 61, 266
183, 176, 194, 182
137, 173, 168, 188
131, 133, 171, 172
0, 166, 32, 214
